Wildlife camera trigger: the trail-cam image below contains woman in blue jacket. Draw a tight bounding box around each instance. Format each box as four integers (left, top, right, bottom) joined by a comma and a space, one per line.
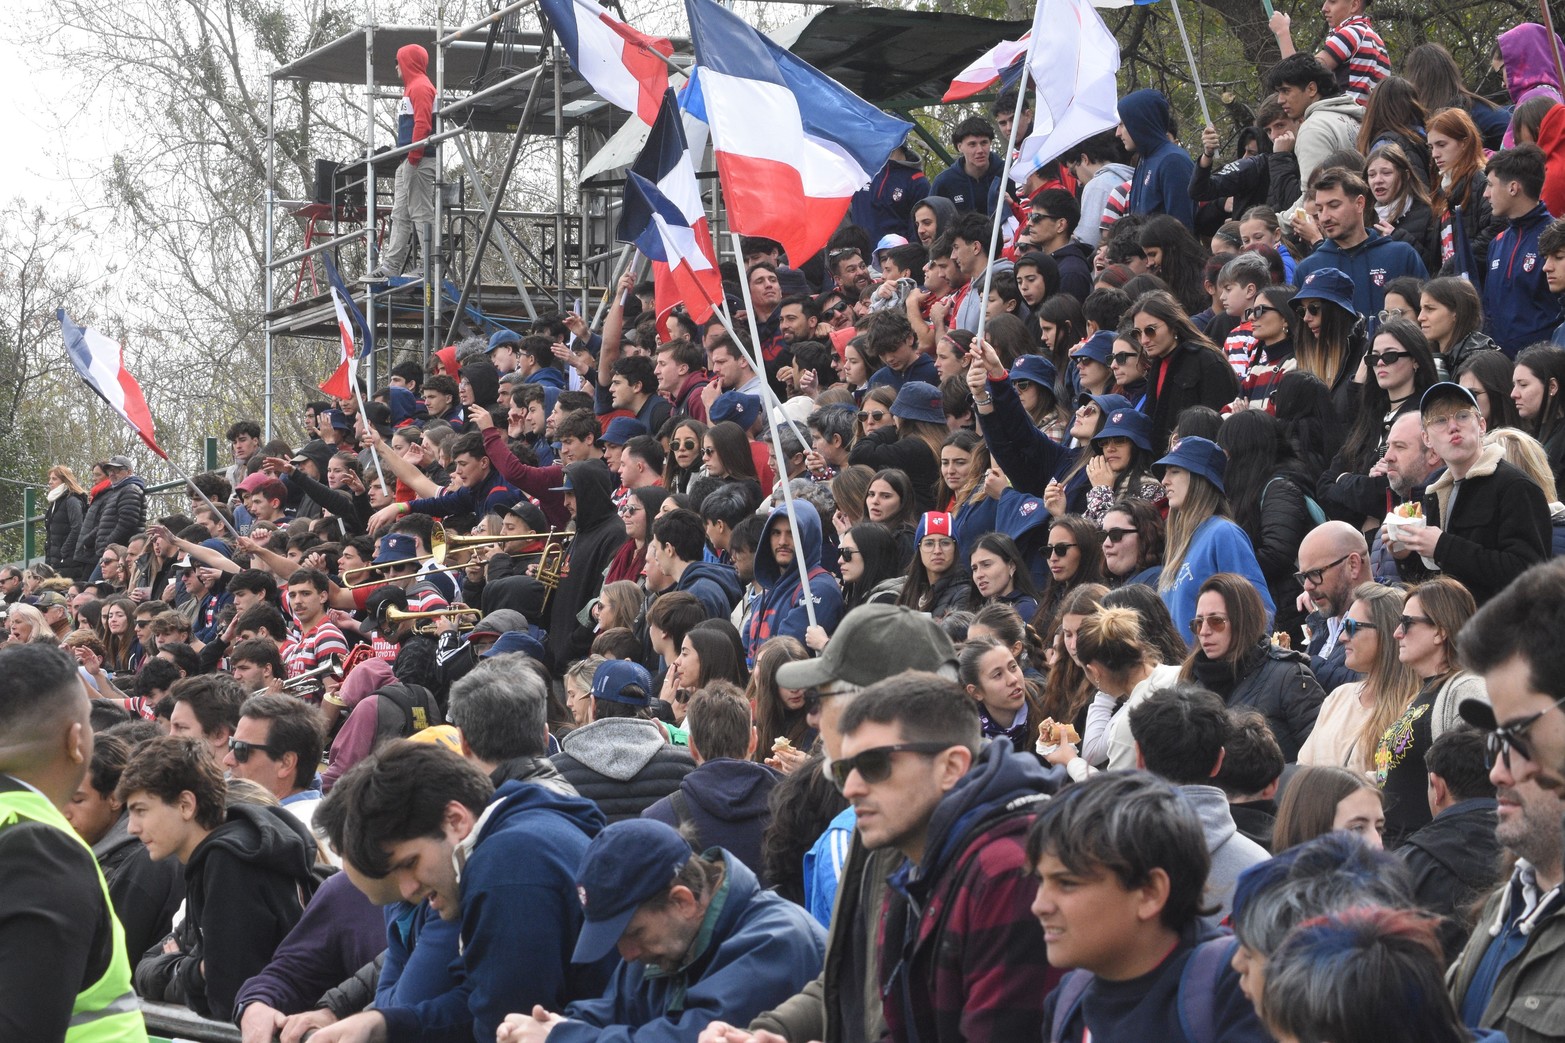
1152, 437, 1275, 642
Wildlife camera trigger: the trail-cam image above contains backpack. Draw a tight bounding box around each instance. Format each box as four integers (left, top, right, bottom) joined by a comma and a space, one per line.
372, 682, 445, 747
1048, 936, 1238, 1043
1262, 476, 1327, 526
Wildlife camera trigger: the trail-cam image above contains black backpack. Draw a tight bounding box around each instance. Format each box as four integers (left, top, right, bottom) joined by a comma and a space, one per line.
372, 682, 445, 747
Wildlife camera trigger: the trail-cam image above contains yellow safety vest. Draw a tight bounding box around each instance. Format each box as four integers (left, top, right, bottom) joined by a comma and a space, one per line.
0, 788, 148, 1043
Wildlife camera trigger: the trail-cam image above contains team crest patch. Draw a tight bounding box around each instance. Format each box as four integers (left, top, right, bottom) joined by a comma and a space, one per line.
578, 885, 589, 909
1370, 268, 1386, 287
892, 187, 904, 202
1525, 253, 1538, 272
1020, 501, 1039, 515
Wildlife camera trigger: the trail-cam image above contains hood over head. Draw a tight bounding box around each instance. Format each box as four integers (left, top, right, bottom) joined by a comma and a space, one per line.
387, 386, 427, 426
341, 656, 396, 708
564, 459, 619, 530
396, 43, 430, 81
460, 360, 501, 408
1498, 23, 1565, 102
915, 195, 958, 241
1118, 89, 1175, 158
753, 500, 824, 588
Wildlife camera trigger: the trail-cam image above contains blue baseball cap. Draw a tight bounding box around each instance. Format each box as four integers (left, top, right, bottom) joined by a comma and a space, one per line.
1008, 354, 1057, 390
1093, 407, 1154, 452
891, 381, 945, 425
572, 820, 695, 963
710, 391, 762, 431
327, 409, 354, 433
372, 532, 419, 565
1290, 267, 1356, 317
601, 416, 649, 446
1070, 330, 1116, 367
591, 659, 654, 706
481, 630, 546, 660
487, 329, 522, 353
1153, 436, 1227, 494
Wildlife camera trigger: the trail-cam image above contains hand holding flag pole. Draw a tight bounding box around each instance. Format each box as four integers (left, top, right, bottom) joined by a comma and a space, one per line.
971, 37, 1039, 356
59, 310, 244, 543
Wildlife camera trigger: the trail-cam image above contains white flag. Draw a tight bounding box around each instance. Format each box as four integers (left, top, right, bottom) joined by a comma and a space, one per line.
1011, 0, 1122, 185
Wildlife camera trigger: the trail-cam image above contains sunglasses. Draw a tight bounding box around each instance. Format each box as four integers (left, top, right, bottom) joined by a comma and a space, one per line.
1102, 527, 1135, 543
1028, 212, 1060, 224
838, 547, 859, 561
701, 447, 716, 457
227, 737, 282, 764
1369, 350, 1411, 367
673, 438, 699, 452
1109, 352, 1140, 366
1245, 305, 1281, 320
1189, 614, 1229, 635
829, 741, 954, 791
1341, 617, 1378, 638
1484, 696, 1565, 771
858, 410, 888, 423
134, 620, 152, 629
1130, 323, 1163, 339
1396, 613, 1434, 631
1377, 307, 1407, 323
1294, 553, 1351, 588
1046, 542, 1078, 558
822, 303, 847, 317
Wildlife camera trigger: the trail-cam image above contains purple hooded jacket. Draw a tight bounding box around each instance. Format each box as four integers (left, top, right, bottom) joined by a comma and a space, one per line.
1499, 23, 1565, 146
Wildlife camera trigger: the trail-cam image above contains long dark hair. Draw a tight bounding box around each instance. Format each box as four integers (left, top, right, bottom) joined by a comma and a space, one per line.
969, 532, 1041, 609
842, 523, 903, 609
1340, 318, 1438, 468
706, 421, 758, 482
1037, 294, 1086, 376
1217, 410, 1302, 541
1035, 514, 1109, 631
1139, 216, 1212, 315
1516, 345, 1565, 446
663, 418, 708, 491
1272, 370, 1341, 481
870, 468, 919, 530
1355, 77, 1429, 161
761, 751, 847, 905
1454, 350, 1521, 431
1294, 297, 1361, 387
683, 627, 748, 689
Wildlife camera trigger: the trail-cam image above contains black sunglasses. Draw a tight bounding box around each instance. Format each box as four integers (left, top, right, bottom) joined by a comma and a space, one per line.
227, 737, 282, 764
1369, 350, 1411, 367
1046, 542, 1078, 558
1109, 352, 1140, 366
673, 438, 699, 451
829, 741, 954, 791
837, 547, 858, 561
1485, 696, 1565, 771
1028, 212, 1060, 223
1102, 527, 1135, 543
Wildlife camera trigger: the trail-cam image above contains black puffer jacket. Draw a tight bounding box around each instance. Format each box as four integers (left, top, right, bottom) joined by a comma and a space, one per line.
1190, 640, 1327, 760
1237, 474, 1315, 643
546, 460, 625, 670
44, 491, 86, 576
848, 427, 940, 514
550, 717, 694, 822
75, 476, 146, 575
1385, 198, 1441, 275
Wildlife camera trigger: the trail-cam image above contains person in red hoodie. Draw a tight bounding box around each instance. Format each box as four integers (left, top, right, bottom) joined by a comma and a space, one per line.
369, 44, 437, 280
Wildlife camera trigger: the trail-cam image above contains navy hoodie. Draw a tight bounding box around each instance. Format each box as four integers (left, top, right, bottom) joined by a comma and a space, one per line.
642, 759, 782, 885
1119, 90, 1197, 228
674, 559, 744, 619
1482, 201, 1563, 356
1293, 229, 1428, 318
930, 151, 1006, 216
743, 503, 845, 665
378, 781, 615, 1043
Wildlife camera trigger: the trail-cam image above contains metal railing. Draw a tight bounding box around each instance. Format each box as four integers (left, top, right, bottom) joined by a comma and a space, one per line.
3, 438, 220, 566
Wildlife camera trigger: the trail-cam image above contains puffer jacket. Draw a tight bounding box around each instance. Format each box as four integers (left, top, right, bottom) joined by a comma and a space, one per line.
550, 717, 694, 822
1189, 640, 1328, 760
75, 475, 146, 574
44, 489, 86, 576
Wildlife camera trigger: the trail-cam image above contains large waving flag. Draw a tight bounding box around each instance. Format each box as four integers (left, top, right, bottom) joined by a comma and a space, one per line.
619, 90, 724, 325
944, 33, 1031, 102
59, 310, 169, 460
540, 0, 674, 125
684, 0, 912, 262
319, 253, 374, 399
1011, 0, 1122, 185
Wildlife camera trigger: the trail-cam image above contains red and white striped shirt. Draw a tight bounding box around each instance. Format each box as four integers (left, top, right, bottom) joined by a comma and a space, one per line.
284, 617, 348, 678
1322, 16, 1389, 107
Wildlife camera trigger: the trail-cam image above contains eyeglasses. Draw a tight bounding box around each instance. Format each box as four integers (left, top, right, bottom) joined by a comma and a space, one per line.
1377, 307, 1407, 323
1341, 617, 1378, 638
837, 546, 859, 561
1484, 696, 1565, 771
1130, 323, 1163, 339
1369, 350, 1411, 367
227, 737, 282, 764
1294, 553, 1352, 588
1189, 614, 1229, 635
829, 741, 954, 791
1102, 527, 1135, 543
1396, 613, 1434, 632
617, 503, 642, 517
1012, 379, 1037, 390
1046, 542, 1078, 558
1245, 305, 1281, 320
1109, 352, 1140, 366
858, 410, 887, 423
673, 439, 699, 452
920, 537, 956, 550
100, 557, 118, 566
1425, 409, 1479, 431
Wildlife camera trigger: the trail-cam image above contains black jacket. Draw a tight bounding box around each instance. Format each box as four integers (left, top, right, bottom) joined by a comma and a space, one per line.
1398, 797, 1501, 960
81, 476, 147, 573
848, 427, 940, 514
643, 758, 781, 885
1191, 641, 1328, 760
44, 491, 86, 575
1187, 152, 1272, 223
551, 717, 695, 822
1265, 151, 1304, 213
133, 802, 319, 1020
1397, 446, 1552, 604
93, 812, 184, 964
1052, 241, 1095, 302
1240, 474, 1315, 642
546, 460, 626, 670
1145, 342, 1240, 453
1386, 198, 1441, 275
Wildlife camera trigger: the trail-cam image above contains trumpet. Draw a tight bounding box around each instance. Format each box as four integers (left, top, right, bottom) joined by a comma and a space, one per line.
378, 605, 484, 635
280, 660, 344, 699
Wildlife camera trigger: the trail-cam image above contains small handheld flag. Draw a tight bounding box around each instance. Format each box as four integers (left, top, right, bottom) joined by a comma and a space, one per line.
59, 310, 168, 460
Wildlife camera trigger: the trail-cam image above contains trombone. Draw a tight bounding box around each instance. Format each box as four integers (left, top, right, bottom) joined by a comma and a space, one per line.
273, 660, 344, 700
378, 605, 484, 635
341, 521, 574, 591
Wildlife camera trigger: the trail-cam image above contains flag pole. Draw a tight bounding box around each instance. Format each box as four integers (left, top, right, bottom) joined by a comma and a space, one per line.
972, 36, 1039, 353
590, 243, 636, 331
1168, 0, 1214, 129
1539, 0, 1565, 108
348, 371, 389, 493
729, 231, 818, 629
180, 466, 245, 544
